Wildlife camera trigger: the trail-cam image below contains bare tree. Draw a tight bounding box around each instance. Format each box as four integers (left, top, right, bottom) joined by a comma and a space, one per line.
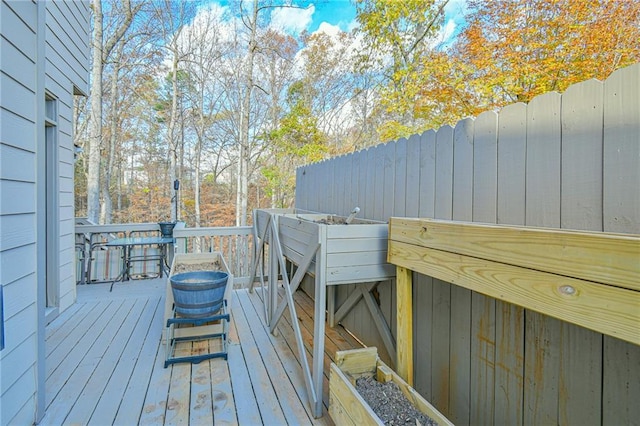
87, 0, 141, 224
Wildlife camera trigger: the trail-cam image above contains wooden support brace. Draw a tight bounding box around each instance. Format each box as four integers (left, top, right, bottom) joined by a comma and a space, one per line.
268, 219, 318, 409
396, 266, 413, 386
269, 239, 320, 332
333, 282, 378, 325
361, 287, 397, 368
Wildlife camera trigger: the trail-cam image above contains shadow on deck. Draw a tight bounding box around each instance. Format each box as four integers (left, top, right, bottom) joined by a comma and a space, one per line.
42, 278, 362, 425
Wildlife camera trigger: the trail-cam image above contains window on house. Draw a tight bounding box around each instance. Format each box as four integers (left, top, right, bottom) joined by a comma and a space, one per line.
45, 94, 59, 309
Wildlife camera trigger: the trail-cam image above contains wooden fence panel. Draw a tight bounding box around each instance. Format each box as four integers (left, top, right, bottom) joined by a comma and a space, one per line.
495, 102, 527, 426
470, 111, 498, 426
405, 134, 421, 218
293, 63, 640, 425
382, 141, 396, 220
414, 130, 437, 401
602, 64, 640, 425
365, 146, 376, 221
524, 91, 562, 426
394, 137, 407, 217
449, 117, 474, 425
373, 145, 385, 221
431, 125, 455, 414
559, 77, 604, 426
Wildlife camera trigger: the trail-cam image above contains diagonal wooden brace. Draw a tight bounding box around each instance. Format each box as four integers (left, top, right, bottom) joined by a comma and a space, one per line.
268, 218, 318, 408
270, 239, 319, 332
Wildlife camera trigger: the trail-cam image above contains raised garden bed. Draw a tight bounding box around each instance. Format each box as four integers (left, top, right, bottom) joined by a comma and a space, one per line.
252, 209, 398, 418
163, 252, 233, 342
329, 347, 452, 426
275, 212, 395, 285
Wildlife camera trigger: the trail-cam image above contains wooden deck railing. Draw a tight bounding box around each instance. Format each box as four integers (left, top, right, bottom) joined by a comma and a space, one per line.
75, 222, 254, 287
173, 225, 254, 287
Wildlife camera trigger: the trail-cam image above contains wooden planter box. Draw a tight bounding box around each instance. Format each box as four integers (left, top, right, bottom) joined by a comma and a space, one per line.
276, 212, 395, 285
163, 252, 233, 341
329, 347, 452, 426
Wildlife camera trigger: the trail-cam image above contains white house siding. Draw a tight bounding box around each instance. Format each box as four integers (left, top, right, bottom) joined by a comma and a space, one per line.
44, 0, 90, 312
0, 0, 89, 424
0, 1, 39, 423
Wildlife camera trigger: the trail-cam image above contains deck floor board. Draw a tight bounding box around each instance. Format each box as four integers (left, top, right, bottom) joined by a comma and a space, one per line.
43, 278, 360, 425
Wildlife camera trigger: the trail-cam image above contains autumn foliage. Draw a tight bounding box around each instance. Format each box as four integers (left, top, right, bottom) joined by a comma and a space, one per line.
76, 0, 640, 226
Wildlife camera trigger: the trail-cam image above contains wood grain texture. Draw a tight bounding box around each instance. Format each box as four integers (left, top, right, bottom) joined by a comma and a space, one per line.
389, 240, 640, 345
389, 218, 640, 291
559, 77, 605, 426
396, 266, 413, 385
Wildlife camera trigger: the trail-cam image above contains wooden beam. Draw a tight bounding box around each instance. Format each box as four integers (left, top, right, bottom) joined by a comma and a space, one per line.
389, 217, 640, 291
396, 266, 413, 385
389, 240, 640, 345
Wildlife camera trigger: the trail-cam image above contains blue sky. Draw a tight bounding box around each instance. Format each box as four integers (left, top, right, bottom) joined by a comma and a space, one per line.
205, 0, 469, 47
270, 0, 469, 46
307, 1, 357, 33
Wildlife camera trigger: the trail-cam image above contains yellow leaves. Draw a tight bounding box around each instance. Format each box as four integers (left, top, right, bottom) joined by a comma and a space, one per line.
456, 0, 640, 108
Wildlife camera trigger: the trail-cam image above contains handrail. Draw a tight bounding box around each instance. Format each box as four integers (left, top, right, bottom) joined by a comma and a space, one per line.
173, 226, 254, 287
74, 223, 254, 288
173, 226, 252, 237
75, 223, 162, 234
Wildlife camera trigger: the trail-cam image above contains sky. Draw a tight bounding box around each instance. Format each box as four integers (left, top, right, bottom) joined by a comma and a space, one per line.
269, 0, 470, 46
210, 0, 469, 46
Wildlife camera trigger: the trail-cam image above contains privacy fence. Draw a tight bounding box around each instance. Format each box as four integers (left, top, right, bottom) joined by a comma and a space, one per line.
295, 64, 639, 425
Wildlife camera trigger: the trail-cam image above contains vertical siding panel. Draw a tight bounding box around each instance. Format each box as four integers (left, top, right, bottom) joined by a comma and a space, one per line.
317, 161, 325, 213
338, 154, 348, 215
449, 118, 474, 425
602, 64, 640, 425
405, 133, 421, 387
350, 152, 360, 214
295, 166, 303, 209
559, 78, 604, 426
414, 129, 436, 399
452, 119, 474, 221
365, 146, 377, 220
337, 156, 345, 214
394, 137, 407, 217
524, 92, 562, 426
470, 111, 498, 425
405, 134, 420, 217
419, 130, 437, 219
340, 155, 350, 215
431, 125, 454, 415
379, 141, 396, 355
382, 142, 395, 220
495, 103, 527, 426
373, 145, 385, 221
358, 148, 368, 217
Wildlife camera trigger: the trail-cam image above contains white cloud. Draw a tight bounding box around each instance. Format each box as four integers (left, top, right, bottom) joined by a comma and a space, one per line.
315, 22, 341, 37
270, 5, 315, 35
430, 18, 457, 48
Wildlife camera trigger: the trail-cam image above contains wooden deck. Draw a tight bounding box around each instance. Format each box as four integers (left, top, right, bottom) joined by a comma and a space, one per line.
42, 278, 363, 425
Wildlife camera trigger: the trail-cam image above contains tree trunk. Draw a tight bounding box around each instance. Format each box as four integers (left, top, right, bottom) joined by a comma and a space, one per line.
100, 54, 120, 224
87, 0, 103, 223
237, 0, 259, 226
87, 0, 137, 223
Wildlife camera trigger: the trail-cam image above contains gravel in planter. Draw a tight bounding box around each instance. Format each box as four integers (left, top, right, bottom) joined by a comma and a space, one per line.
356, 376, 437, 425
